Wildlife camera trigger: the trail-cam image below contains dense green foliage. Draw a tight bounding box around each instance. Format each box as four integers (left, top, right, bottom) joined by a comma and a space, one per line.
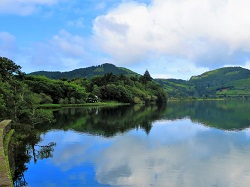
0, 57, 167, 123
0, 57, 23, 81
0, 57, 56, 185
24, 72, 166, 104
24, 75, 87, 104
29, 63, 139, 79
189, 67, 250, 98
156, 67, 250, 99
156, 79, 197, 99
0, 58, 54, 124
84, 72, 167, 103
29, 59, 250, 99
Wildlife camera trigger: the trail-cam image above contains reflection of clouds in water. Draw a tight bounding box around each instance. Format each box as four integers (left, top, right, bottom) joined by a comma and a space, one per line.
95, 121, 250, 187
243, 127, 250, 138
68, 172, 86, 185
149, 119, 209, 143
43, 131, 111, 171
42, 119, 250, 187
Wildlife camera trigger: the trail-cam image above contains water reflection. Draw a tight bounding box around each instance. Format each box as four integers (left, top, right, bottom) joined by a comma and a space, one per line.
26, 120, 250, 187
36, 104, 167, 136
164, 100, 250, 130
13, 101, 250, 186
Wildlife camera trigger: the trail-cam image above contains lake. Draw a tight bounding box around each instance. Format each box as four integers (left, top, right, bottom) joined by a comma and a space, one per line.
13, 100, 250, 187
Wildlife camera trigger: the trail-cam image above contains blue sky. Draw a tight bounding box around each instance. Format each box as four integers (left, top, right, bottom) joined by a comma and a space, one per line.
1, 0, 250, 79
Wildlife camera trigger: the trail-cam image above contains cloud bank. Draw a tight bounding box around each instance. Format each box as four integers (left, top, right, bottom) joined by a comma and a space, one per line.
93, 0, 250, 69
2, 0, 250, 79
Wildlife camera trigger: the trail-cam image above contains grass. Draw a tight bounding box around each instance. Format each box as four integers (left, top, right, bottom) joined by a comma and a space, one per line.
3, 130, 14, 155
216, 89, 250, 96
94, 67, 104, 72
0, 120, 13, 187
225, 71, 239, 76
3, 129, 14, 185
38, 104, 62, 109
168, 98, 225, 102
38, 102, 130, 109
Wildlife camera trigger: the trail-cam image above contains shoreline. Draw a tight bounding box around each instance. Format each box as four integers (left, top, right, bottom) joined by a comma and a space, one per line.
38, 102, 131, 109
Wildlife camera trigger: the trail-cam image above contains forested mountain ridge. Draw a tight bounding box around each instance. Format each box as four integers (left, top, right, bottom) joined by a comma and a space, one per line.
30, 62, 250, 99
156, 66, 250, 99
29, 63, 139, 79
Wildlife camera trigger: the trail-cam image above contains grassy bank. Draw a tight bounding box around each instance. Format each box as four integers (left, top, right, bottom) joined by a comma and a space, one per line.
3, 129, 14, 185
167, 98, 226, 102
38, 102, 130, 109
0, 120, 13, 187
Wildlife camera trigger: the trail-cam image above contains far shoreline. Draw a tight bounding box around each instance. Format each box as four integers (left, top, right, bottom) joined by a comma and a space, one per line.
38, 102, 131, 109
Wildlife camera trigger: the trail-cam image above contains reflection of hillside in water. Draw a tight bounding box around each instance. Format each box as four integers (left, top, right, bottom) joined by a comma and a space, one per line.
36, 104, 167, 136
14, 101, 250, 186
164, 100, 250, 130
36, 100, 250, 135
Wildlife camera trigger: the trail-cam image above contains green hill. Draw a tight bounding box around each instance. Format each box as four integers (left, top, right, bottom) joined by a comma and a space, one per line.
29, 63, 139, 79
155, 79, 196, 98
30, 63, 250, 99
190, 67, 250, 98
157, 67, 250, 99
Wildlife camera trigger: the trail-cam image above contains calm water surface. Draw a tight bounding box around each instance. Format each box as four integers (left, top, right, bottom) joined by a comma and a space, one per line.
14, 100, 250, 187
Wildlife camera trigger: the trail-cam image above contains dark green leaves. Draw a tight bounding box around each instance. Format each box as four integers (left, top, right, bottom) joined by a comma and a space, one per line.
0, 56, 22, 81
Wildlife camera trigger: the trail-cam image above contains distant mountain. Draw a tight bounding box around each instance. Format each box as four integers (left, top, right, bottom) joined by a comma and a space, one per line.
156, 67, 250, 99
30, 64, 250, 99
29, 63, 139, 79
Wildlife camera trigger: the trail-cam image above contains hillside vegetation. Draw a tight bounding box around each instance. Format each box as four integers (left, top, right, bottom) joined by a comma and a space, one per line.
156, 67, 250, 99
30, 62, 250, 99
29, 63, 139, 79
0, 57, 167, 123
4, 55, 250, 103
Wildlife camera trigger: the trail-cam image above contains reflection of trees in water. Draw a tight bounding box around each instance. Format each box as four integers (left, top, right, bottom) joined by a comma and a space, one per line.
164, 100, 250, 130
30, 142, 56, 164
11, 100, 250, 186
12, 125, 56, 187
12, 104, 166, 186
37, 104, 167, 137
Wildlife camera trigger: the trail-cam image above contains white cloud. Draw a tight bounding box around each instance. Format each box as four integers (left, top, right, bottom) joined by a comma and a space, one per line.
128, 57, 209, 79
222, 60, 250, 70
93, 0, 250, 68
0, 0, 60, 15
243, 61, 250, 70
0, 32, 18, 58
149, 58, 209, 79
51, 30, 86, 57
30, 30, 89, 71
3, 0, 250, 78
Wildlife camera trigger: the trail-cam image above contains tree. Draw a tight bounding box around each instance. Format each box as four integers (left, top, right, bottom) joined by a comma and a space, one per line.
0, 56, 23, 81
144, 70, 153, 80
141, 70, 153, 83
